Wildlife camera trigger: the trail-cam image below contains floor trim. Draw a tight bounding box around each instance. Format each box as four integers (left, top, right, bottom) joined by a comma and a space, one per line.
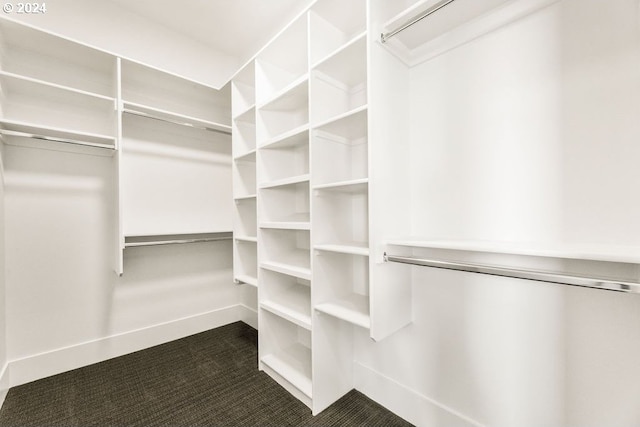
354, 362, 485, 427
0, 363, 9, 410
239, 303, 258, 329
7, 304, 244, 388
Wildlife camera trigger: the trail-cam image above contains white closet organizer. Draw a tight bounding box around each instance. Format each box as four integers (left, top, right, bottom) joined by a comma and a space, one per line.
232, 62, 258, 287
0, 17, 233, 276
118, 59, 232, 270
229, 0, 412, 415
0, 18, 117, 154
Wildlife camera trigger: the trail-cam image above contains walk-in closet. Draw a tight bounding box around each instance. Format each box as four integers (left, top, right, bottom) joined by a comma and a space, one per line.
1, 0, 640, 425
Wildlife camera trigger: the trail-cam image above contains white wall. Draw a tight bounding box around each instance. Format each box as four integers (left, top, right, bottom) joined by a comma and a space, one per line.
356, 0, 640, 426
8, 0, 239, 88
0, 144, 8, 403
3, 144, 239, 386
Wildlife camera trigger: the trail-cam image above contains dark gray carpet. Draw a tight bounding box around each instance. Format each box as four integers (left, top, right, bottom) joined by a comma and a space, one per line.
0, 322, 413, 426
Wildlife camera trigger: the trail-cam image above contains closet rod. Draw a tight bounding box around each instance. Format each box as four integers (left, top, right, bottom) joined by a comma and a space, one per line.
383, 253, 640, 293
123, 108, 232, 135
381, 0, 456, 43
125, 235, 233, 248
0, 129, 115, 150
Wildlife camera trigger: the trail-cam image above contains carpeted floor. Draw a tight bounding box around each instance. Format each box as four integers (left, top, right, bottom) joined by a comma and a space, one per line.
0, 322, 413, 426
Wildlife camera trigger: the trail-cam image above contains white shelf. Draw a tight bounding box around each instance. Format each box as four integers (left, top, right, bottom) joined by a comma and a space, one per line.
261, 286, 312, 330
261, 255, 312, 281
315, 294, 370, 329
260, 174, 310, 189
311, 31, 367, 70
314, 242, 369, 256
313, 105, 368, 136
235, 236, 258, 243
313, 178, 368, 192
260, 124, 309, 150
234, 149, 257, 162
261, 217, 311, 230
234, 104, 256, 123
0, 19, 115, 97
235, 274, 258, 287
124, 232, 232, 248
0, 70, 114, 102
234, 194, 257, 201
385, 239, 640, 264
381, 0, 553, 66
258, 74, 309, 111
312, 33, 367, 89
261, 343, 312, 398
309, 0, 367, 65
0, 119, 115, 148
123, 101, 232, 134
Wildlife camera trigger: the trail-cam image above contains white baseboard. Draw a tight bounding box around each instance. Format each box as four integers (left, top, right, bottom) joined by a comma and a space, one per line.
239, 303, 258, 329
7, 304, 245, 388
354, 362, 485, 427
0, 362, 9, 410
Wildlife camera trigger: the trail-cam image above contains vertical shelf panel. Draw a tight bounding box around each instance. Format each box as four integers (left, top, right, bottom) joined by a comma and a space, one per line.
232, 61, 259, 293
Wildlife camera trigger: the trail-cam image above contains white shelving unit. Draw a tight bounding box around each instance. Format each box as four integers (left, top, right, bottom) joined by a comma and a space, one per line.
232, 62, 259, 289
0, 17, 233, 278
118, 50, 232, 274
309, 8, 371, 410
230, 0, 413, 415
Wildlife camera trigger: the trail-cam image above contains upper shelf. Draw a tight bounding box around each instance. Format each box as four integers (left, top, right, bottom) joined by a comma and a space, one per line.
122, 59, 231, 127
124, 232, 233, 248
380, 0, 557, 66
0, 17, 116, 97
0, 119, 116, 156
385, 239, 640, 264
122, 101, 232, 135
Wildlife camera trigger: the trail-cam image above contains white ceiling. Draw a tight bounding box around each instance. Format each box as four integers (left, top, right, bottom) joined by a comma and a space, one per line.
108, 0, 314, 64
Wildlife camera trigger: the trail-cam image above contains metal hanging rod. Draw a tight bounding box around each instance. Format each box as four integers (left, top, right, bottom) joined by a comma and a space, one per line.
381, 0, 456, 43
125, 232, 233, 248
383, 253, 640, 293
123, 108, 232, 135
0, 128, 115, 150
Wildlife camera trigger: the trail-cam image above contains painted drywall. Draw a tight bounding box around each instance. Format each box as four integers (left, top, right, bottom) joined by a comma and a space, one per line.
356, 0, 640, 426
7, 0, 239, 88
3, 144, 238, 385
0, 144, 8, 403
